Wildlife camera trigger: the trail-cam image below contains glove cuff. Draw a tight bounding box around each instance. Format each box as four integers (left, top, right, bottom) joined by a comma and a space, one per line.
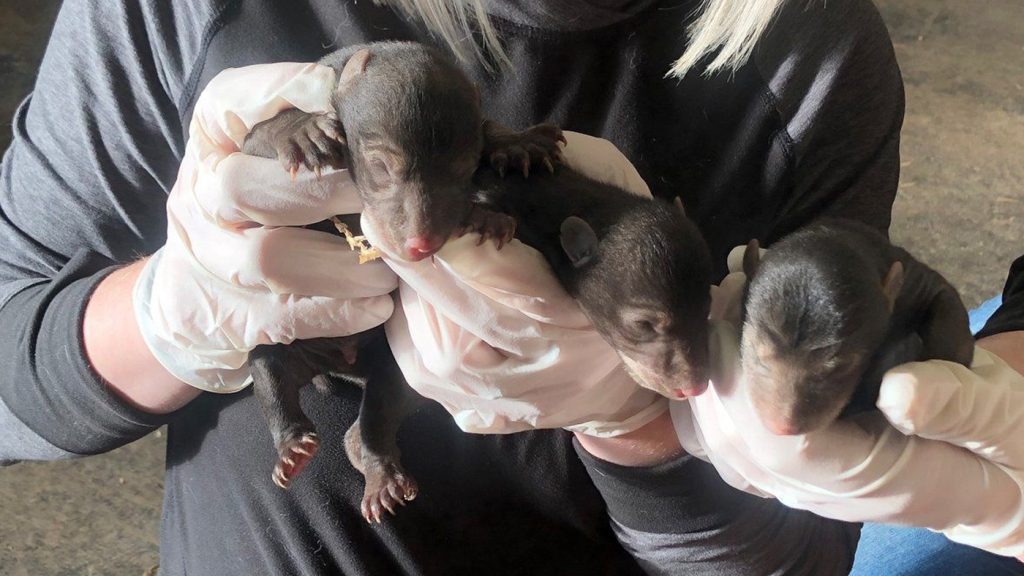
132, 249, 252, 393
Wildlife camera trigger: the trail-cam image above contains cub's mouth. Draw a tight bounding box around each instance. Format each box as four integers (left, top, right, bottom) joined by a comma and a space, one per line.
619, 353, 709, 399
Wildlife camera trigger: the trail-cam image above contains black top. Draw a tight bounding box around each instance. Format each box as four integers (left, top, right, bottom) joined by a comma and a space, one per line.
978, 256, 1024, 338
0, 0, 980, 574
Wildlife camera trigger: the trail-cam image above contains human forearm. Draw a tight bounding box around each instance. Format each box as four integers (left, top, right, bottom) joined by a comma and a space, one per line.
0, 252, 170, 459
83, 258, 199, 414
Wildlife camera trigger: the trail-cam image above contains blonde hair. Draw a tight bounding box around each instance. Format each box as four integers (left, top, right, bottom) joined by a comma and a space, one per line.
382, 0, 787, 77
669, 0, 788, 77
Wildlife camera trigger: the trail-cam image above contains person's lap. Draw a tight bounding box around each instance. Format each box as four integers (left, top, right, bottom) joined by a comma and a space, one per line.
970, 295, 1004, 334
853, 524, 1023, 575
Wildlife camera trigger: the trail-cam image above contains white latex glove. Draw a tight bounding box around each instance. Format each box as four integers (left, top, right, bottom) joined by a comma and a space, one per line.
878, 346, 1024, 555
362, 132, 667, 437
672, 244, 1024, 557
133, 63, 398, 392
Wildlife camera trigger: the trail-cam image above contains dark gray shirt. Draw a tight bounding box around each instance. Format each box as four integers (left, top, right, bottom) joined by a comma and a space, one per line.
0, 0, 916, 574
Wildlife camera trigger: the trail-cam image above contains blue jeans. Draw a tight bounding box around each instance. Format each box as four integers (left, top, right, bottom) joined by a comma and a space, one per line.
853, 524, 1023, 575
970, 295, 1004, 335
850, 296, 1022, 575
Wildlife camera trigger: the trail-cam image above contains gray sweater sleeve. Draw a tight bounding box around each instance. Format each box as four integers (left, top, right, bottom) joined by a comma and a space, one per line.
573, 440, 861, 576
0, 0, 225, 462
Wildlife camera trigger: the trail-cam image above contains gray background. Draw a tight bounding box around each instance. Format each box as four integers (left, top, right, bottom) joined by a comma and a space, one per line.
0, 0, 1021, 574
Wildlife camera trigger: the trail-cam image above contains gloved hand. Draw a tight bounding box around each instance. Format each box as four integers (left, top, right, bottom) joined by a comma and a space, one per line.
133, 63, 398, 392
361, 132, 667, 437
672, 244, 1024, 557
878, 343, 1024, 559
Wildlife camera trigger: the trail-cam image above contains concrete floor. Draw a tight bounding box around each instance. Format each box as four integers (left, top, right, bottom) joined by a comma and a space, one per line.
882, 0, 1024, 308
0, 1, 1021, 574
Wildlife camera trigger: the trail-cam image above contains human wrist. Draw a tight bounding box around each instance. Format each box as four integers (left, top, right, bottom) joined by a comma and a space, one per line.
83, 257, 200, 414
572, 428, 753, 535
130, 249, 253, 394
573, 409, 683, 467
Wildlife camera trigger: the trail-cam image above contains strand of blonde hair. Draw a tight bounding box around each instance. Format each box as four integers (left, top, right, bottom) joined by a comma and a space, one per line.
382, 0, 787, 77
669, 0, 788, 78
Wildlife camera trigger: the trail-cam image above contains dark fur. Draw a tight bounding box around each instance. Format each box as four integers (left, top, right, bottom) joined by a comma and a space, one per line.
241, 41, 562, 523
473, 166, 714, 397
241, 41, 713, 522
741, 219, 973, 435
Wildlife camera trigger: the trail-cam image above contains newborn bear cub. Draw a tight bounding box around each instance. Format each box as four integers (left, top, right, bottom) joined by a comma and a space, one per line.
471, 167, 714, 399
241, 41, 563, 523
741, 219, 974, 435
244, 41, 717, 522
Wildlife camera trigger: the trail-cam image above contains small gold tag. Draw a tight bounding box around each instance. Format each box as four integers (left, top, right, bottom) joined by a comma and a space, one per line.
331, 217, 383, 263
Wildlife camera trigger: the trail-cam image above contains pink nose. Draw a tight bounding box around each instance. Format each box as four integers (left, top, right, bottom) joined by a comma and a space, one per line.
675, 380, 708, 399
765, 419, 800, 436
404, 235, 444, 261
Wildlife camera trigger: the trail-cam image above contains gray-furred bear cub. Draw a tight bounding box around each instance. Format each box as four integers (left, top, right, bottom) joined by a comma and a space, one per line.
741, 219, 973, 436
